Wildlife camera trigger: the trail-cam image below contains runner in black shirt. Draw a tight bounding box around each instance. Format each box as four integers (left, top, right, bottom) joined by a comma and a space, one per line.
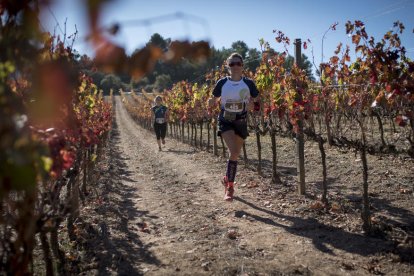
151, 96, 168, 151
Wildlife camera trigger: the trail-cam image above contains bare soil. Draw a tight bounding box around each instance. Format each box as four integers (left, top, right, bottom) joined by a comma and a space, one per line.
74, 96, 414, 275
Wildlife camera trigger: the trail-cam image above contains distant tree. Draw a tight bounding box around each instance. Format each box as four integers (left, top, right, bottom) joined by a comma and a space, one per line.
100, 74, 122, 94
300, 54, 314, 80
121, 81, 131, 92
267, 48, 278, 57
181, 48, 224, 84
231, 40, 249, 59
88, 70, 105, 87
130, 36, 271, 86
131, 76, 149, 92
208, 47, 231, 67
146, 33, 169, 50
285, 54, 314, 80
245, 48, 261, 73
144, 84, 155, 92
118, 72, 131, 85
77, 54, 94, 70
154, 74, 172, 91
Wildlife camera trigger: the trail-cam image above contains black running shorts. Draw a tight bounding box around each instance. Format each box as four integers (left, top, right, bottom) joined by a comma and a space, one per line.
154, 122, 167, 140
218, 118, 249, 139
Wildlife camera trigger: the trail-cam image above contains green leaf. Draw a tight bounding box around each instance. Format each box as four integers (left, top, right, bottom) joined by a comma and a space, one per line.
273, 83, 281, 93
41, 156, 53, 172
91, 154, 97, 162
0, 61, 16, 80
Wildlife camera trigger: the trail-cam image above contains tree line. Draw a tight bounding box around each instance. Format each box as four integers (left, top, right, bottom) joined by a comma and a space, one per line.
78, 33, 314, 94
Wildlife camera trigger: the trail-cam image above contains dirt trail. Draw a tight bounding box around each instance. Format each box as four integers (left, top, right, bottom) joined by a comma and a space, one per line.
86, 96, 413, 275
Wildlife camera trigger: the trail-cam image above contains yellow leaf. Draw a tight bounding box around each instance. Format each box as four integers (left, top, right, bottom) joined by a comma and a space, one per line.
91, 154, 97, 162
41, 156, 53, 172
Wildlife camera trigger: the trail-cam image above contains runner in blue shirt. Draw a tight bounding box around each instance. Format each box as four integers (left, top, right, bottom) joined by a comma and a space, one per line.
151, 96, 168, 151
208, 53, 260, 201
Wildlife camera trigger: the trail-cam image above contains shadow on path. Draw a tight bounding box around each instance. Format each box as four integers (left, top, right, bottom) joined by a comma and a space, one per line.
235, 197, 413, 263
80, 115, 161, 275
165, 148, 196, 155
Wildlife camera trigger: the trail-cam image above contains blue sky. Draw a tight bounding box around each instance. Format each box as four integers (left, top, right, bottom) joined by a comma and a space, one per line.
41, 0, 414, 66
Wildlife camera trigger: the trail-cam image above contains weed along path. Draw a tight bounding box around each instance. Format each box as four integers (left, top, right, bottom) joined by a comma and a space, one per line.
91, 96, 413, 275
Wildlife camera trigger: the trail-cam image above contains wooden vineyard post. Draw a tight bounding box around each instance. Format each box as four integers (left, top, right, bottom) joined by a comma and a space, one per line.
213, 122, 218, 156
294, 38, 306, 195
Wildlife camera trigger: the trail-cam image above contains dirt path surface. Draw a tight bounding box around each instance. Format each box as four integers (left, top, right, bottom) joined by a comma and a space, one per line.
81, 97, 413, 275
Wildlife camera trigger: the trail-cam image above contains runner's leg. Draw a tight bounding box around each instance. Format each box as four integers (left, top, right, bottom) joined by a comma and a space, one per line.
160, 123, 167, 145
154, 123, 162, 150
221, 130, 244, 200
221, 130, 244, 161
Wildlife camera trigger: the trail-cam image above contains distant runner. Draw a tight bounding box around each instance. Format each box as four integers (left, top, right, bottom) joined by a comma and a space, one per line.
151, 95, 168, 151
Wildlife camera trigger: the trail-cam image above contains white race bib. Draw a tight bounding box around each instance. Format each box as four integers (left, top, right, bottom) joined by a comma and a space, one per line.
155, 118, 165, 124
224, 100, 244, 112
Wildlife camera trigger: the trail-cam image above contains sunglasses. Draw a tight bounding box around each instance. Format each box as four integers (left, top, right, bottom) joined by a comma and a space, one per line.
229, 61, 243, 67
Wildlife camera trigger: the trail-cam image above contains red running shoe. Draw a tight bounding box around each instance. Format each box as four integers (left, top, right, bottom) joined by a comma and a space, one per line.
224, 183, 234, 201
222, 176, 234, 201
222, 176, 227, 192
